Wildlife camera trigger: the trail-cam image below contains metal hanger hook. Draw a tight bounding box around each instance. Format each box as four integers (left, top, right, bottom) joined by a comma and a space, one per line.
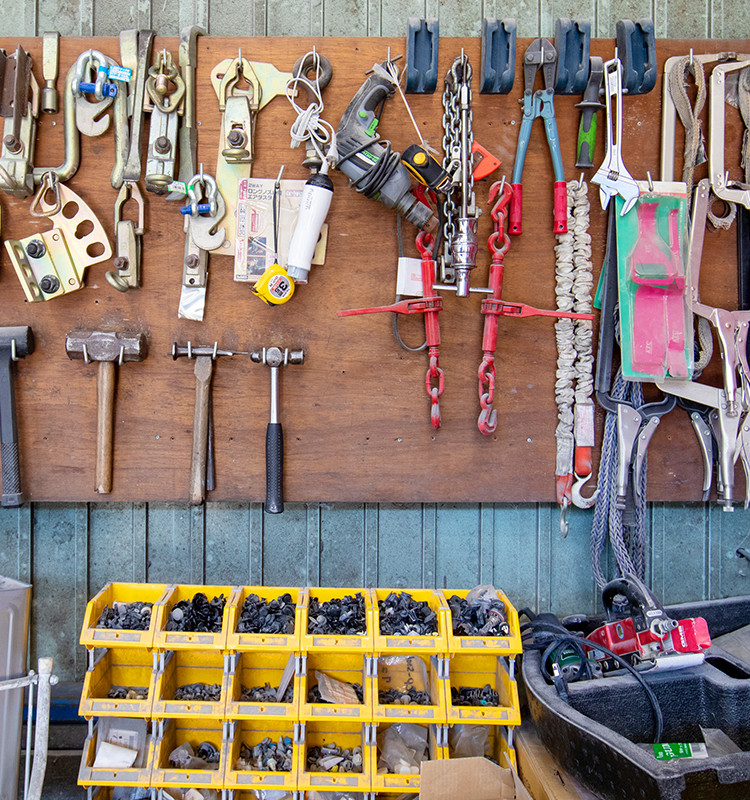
572, 472, 599, 509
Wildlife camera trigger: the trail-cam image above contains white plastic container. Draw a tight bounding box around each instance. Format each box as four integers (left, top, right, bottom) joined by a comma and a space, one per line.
0, 576, 31, 800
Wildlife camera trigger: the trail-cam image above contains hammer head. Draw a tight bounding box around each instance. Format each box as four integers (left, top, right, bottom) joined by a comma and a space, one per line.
0, 326, 34, 360
250, 346, 304, 368
66, 329, 148, 363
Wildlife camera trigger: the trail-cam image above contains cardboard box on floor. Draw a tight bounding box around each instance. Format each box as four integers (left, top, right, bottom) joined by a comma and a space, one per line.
421, 757, 533, 800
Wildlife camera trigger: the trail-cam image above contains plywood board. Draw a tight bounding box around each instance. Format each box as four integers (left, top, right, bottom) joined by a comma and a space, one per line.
0, 36, 743, 502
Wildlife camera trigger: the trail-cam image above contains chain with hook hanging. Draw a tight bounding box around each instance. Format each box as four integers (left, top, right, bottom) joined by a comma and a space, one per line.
417, 230, 444, 430
477, 180, 513, 434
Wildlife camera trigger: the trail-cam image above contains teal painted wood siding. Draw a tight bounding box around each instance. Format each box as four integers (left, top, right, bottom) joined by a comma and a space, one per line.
1, 0, 749, 682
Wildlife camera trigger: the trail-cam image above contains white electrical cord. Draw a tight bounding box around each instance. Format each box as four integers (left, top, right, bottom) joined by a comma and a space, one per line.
554, 179, 595, 527
285, 50, 338, 167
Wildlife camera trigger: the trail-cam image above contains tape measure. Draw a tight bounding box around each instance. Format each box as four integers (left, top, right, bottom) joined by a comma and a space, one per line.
401, 144, 451, 192
252, 264, 295, 305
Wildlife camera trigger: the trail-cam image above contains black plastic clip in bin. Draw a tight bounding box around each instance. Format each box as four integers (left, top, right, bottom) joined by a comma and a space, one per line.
479, 18, 516, 94
554, 18, 591, 94
616, 18, 657, 94
405, 18, 439, 94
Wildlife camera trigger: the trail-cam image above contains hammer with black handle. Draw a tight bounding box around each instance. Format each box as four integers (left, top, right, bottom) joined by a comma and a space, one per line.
65, 330, 147, 494
0, 327, 34, 507
251, 347, 304, 514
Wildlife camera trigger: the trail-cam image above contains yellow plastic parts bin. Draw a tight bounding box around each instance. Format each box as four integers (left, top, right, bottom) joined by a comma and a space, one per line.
372, 722, 445, 793
300, 588, 375, 653
226, 586, 306, 652
80, 583, 173, 650
371, 589, 449, 655
225, 651, 300, 720
223, 718, 299, 790
372, 654, 447, 724
445, 654, 521, 725
152, 584, 235, 651
298, 652, 374, 722
151, 649, 227, 719
441, 588, 522, 657
444, 723, 516, 770
78, 721, 154, 788
79, 649, 157, 719
150, 717, 226, 789
297, 721, 373, 791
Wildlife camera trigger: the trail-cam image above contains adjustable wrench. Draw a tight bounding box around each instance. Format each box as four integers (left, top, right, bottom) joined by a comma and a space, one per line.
592, 57, 640, 215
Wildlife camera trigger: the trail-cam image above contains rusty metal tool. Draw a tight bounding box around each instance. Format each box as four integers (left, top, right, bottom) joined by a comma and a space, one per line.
41, 32, 60, 113
0, 327, 34, 506
250, 347, 304, 514
172, 342, 244, 505
65, 330, 147, 494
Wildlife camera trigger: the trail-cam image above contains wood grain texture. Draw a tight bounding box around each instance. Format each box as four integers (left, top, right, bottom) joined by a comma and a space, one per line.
0, 35, 745, 504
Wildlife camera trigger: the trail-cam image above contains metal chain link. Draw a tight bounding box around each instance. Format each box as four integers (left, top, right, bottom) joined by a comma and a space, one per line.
441, 74, 459, 260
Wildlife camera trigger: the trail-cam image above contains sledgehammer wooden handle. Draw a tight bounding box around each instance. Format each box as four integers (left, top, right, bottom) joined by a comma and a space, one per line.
96, 360, 116, 494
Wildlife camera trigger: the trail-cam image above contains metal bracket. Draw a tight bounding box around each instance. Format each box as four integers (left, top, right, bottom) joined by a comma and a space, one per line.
405, 18, 439, 94
480, 18, 516, 94
710, 60, 750, 209
6, 178, 112, 301
179, 218, 209, 321
144, 48, 185, 194
0, 46, 40, 197
106, 180, 144, 292
210, 55, 293, 255
121, 29, 155, 183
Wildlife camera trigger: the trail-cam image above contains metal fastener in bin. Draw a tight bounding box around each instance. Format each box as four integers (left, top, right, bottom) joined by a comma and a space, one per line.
300, 588, 375, 653
441, 587, 522, 656
372, 588, 450, 655
80, 583, 175, 650
152, 650, 227, 720
224, 719, 301, 790
150, 716, 226, 789
298, 721, 373, 790
152, 584, 236, 651
79, 647, 157, 719
373, 654, 448, 724
225, 586, 305, 652
445, 654, 520, 725
224, 651, 301, 721
298, 652, 375, 722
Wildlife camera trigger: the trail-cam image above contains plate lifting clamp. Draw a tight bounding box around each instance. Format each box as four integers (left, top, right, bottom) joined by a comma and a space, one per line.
0, 46, 40, 197
509, 38, 567, 236
106, 181, 144, 292
210, 53, 293, 254
144, 49, 186, 194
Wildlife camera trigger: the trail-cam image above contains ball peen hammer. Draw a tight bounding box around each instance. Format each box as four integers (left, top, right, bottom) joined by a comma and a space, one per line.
172, 341, 244, 505
65, 330, 148, 494
250, 347, 304, 514
0, 327, 34, 507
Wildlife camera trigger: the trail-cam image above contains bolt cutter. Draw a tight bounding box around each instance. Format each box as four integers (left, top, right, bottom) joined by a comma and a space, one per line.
509, 38, 567, 236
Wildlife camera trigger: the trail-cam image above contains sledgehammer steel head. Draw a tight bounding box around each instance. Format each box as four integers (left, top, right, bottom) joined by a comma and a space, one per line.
65, 329, 148, 363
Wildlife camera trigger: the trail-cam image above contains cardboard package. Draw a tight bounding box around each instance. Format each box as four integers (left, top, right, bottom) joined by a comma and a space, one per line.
421, 757, 534, 800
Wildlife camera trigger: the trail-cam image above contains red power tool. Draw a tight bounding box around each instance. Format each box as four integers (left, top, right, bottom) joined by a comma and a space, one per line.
584, 574, 711, 673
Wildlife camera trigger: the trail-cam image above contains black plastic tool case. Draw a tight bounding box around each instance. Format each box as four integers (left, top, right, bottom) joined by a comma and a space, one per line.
522, 596, 750, 800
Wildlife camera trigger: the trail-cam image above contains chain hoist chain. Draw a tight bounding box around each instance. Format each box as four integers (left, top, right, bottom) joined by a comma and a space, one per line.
441, 75, 459, 260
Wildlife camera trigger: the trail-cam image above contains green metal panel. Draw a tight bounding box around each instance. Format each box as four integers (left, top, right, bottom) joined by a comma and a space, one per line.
0, 0, 748, 684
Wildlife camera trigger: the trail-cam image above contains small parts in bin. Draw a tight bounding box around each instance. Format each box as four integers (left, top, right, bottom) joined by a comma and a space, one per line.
166, 592, 225, 632
307, 593, 367, 635
169, 740, 221, 769
97, 601, 153, 630
237, 592, 296, 634
447, 593, 510, 637
308, 681, 363, 704
174, 682, 221, 701
451, 684, 500, 707
107, 685, 148, 699
307, 743, 363, 772
240, 682, 294, 703
379, 686, 431, 705
378, 591, 438, 635
236, 736, 293, 771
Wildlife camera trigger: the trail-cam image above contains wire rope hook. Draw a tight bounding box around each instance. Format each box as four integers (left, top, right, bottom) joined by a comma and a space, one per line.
572, 471, 599, 508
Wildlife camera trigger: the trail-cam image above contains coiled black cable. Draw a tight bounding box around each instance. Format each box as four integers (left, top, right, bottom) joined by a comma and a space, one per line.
520, 608, 664, 744
336, 138, 402, 198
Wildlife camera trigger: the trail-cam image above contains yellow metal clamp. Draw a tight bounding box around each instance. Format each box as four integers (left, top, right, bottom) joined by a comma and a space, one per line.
6, 172, 112, 301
